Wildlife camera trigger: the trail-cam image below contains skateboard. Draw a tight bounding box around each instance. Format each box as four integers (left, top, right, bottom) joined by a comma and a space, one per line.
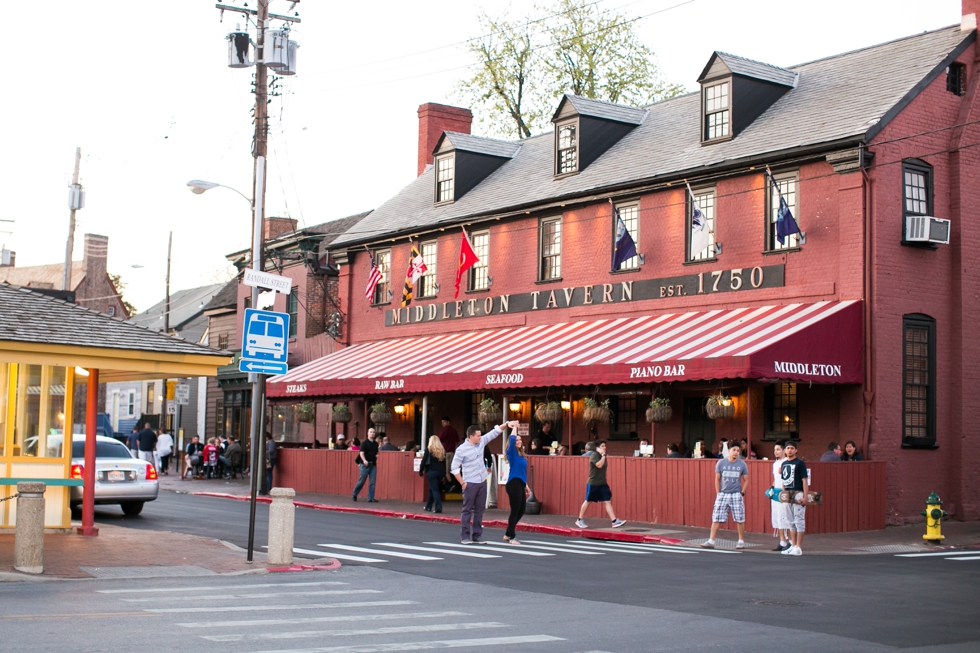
778, 489, 822, 505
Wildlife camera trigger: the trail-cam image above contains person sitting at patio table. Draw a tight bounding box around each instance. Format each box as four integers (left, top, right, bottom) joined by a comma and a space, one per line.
841, 441, 864, 461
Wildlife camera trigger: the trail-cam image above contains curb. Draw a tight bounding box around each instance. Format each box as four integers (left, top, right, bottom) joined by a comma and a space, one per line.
192, 492, 685, 545
268, 560, 343, 573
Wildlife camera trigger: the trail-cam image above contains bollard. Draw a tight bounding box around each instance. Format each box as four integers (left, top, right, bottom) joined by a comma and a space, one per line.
267, 487, 295, 565
14, 482, 46, 574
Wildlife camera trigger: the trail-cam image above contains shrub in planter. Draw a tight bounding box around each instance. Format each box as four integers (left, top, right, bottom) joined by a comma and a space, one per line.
478, 397, 501, 426
295, 401, 316, 423
583, 397, 611, 423
646, 397, 672, 423
332, 404, 352, 423
535, 401, 562, 424
369, 401, 392, 424
705, 395, 735, 419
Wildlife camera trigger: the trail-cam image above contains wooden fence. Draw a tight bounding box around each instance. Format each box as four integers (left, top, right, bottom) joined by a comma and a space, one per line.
276, 450, 885, 534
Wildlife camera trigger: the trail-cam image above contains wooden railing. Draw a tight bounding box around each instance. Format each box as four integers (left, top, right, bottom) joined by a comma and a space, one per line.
275, 450, 885, 533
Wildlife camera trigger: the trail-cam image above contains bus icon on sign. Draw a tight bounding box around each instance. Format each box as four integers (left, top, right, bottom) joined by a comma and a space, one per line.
243, 309, 289, 362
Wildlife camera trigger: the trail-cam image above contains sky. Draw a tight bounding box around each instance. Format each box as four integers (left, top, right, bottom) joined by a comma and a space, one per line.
2, 0, 965, 313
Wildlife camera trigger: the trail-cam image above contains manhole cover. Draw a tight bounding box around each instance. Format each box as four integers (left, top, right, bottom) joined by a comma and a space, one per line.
749, 599, 821, 607
79, 565, 217, 579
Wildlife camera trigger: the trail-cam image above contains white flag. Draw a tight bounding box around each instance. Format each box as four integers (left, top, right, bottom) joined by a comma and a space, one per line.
687, 183, 711, 258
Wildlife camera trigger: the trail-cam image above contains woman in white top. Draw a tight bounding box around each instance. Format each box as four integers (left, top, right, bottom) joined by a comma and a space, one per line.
771, 442, 791, 551
155, 430, 174, 475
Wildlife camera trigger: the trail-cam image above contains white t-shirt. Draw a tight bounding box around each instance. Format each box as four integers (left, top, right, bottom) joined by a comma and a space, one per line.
772, 457, 784, 486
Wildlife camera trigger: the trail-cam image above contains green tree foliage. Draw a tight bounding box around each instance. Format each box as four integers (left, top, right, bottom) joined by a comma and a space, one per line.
108, 272, 137, 317
456, 0, 685, 140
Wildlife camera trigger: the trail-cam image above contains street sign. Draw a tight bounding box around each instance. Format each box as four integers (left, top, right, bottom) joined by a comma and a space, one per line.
243, 268, 292, 294
241, 308, 290, 376
175, 383, 190, 405
166, 400, 177, 415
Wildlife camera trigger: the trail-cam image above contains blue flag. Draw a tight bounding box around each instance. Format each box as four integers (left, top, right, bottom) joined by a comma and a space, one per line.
769, 170, 801, 244
611, 203, 637, 270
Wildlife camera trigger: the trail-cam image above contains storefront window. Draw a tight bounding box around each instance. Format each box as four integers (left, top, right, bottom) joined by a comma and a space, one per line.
765, 382, 798, 439
13, 364, 68, 458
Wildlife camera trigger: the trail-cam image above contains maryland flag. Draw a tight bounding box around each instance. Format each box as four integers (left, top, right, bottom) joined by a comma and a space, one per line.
401, 243, 428, 307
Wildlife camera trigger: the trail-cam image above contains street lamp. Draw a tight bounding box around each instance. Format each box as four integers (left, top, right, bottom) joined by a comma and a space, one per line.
187, 164, 268, 563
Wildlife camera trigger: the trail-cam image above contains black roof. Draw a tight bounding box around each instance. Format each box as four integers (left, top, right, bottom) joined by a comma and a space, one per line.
332, 26, 971, 248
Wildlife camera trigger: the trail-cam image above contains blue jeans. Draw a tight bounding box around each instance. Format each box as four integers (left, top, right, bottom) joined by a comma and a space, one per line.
425, 470, 443, 512
353, 463, 377, 500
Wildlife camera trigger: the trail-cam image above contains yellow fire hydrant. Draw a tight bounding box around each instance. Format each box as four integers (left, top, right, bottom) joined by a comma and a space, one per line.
922, 492, 948, 542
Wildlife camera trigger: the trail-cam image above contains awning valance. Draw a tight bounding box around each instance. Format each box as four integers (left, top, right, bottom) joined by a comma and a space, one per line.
267, 300, 863, 399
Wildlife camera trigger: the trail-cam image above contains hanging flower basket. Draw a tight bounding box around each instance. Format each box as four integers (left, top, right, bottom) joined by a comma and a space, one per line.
370, 402, 391, 424
705, 395, 735, 420
332, 404, 352, 424
583, 398, 611, 423
535, 402, 562, 424
478, 398, 501, 426
295, 402, 315, 423
646, 406, 673, 423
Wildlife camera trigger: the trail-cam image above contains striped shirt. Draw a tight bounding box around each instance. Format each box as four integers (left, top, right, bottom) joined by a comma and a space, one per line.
450, 426, 503, 483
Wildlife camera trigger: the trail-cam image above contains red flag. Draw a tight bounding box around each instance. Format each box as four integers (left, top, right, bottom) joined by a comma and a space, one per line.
454, 230, 480, 299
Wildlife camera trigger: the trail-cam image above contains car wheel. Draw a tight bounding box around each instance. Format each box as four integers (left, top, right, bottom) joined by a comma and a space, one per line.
120, 501, 144, 516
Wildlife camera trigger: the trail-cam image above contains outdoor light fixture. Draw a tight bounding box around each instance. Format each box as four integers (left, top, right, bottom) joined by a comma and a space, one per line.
509, 401, 522, 414
186, 179, 251, 204
74, 367, 89, 376
561, 400, 571, 410
393, 404, 406, 415
721, 397, 733, 407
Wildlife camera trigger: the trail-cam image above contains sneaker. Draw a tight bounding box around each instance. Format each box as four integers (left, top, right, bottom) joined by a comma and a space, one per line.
423, 506, 432, 512
472, 539, 488, 545
773, 543, 788, 552
789, 546, 802, 556
508, 539, 522, 545
461, 539, 473, 545
368, 498, 379, 503
735, 540, 745, 549
611, 519, 627, 528
575, 519, 588, 529
700, 540, 715, 549
352, 496, 357, 502
781, 546, 794, 555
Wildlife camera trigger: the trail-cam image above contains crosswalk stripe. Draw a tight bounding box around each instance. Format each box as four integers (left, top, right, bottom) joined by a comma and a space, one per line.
425, 542, 553, 557
523, 540, 652, 555
253, 634, 564, 653
559, 540, 700, 555
483, 541, 603, 555
202, 621, 508, 642
317, 544, 442, 561
120, 590, 369, 603
147, 598, 393, 614
948, 556, 980, 561
176, 604, 426, 628
896, 550, 980, 558
373, 543, 501, 559
289, 546, 387, 563
98, 581, 347, 594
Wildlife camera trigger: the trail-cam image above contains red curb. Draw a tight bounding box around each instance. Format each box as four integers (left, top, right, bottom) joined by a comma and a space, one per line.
268, 560, 342, 573
192, 492, 683, 545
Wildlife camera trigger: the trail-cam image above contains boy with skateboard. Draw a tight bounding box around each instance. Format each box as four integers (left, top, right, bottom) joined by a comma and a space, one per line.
780, 441, 808, 556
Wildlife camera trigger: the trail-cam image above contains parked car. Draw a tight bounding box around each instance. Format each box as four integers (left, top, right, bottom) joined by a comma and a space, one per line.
70, 434, 158, 516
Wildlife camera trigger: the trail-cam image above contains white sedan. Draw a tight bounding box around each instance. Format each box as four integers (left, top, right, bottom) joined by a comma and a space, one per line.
69, 434, 159, 516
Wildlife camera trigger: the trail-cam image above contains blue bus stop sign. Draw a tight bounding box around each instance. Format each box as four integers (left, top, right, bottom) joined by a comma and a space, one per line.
239, 308, 290, 375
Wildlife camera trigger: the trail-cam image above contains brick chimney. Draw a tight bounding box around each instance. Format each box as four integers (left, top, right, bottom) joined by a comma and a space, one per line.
417, 103, 473, 176
965, 0, 979, 30
264, 217, 298, 241
83, 234, 108, 278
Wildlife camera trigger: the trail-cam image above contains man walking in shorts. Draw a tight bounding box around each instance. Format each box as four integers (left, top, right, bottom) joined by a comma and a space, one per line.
780, 440, 809, 556
701, 442, 749, 549
452, 420, 518, 544
575, 441, 626, 529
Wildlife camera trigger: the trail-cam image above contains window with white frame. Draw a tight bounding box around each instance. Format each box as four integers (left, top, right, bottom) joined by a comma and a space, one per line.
556, 121, 578, 175
120, 390, 136, 419
688, 189, 716, 261
435, 154, 454, 203
468, 230, 490, 291
767, 172, 799, 250
372, 249, 391, 305
418, 240, 438, 298
703, 81, 730, 141
539, 217, 562, 280
614, 202, 639, 270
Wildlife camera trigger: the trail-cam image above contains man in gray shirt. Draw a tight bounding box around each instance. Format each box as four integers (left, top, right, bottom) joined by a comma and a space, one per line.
701, 443, 749, 549
451, 420, 519, 544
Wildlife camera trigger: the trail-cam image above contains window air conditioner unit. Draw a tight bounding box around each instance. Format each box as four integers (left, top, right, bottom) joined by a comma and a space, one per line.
905, 215, 950, 245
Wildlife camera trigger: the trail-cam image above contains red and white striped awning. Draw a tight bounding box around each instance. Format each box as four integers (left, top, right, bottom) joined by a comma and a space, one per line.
267, 300, 862, 399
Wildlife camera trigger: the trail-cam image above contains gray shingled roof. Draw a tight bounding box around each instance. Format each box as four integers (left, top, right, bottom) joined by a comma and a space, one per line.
441, 132, 521, 158
702, 52, 799, 87
130, 283, 224, 333
203, 279, 239, 313
0, 283, 230, 357
562, 94, 648, 124
333, 26, 971, 248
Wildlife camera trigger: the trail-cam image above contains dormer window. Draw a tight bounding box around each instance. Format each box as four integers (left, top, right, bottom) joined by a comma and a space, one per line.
556, 120, 578, 175
703, 81, 730, 141
435, 154, 455, 203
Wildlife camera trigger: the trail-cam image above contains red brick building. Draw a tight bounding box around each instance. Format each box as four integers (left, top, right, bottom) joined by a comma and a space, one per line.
270, 6, 980, 527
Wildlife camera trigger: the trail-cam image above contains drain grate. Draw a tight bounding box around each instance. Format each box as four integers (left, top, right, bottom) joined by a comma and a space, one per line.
80, 565, 217, 579
749, 599, 822, 607
852, 544, 924, 554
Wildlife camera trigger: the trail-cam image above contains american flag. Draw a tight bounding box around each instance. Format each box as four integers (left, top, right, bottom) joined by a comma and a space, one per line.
364, 252, 384, 301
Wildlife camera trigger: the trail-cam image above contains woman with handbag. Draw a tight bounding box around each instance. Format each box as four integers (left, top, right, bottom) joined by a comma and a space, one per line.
420, 437, 447, 513
504, 428, 530, 544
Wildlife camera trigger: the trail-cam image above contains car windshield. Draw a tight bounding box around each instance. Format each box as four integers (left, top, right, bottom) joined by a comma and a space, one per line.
72, 440, 134, 459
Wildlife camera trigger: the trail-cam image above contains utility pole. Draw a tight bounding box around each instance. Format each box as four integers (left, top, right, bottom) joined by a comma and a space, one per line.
164, 231, 172, 334
246, 0, 271, 563
63, 147, 82, 291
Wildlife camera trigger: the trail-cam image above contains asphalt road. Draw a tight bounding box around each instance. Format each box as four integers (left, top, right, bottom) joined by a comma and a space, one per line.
46, 492, 980, 652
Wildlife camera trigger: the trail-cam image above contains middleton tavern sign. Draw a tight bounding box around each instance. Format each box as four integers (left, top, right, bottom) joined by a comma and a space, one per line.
385, 264, 785, 327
